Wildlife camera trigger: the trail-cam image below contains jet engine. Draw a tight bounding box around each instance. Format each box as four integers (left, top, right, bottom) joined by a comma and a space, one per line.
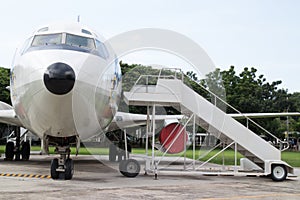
158, 120, 188, 154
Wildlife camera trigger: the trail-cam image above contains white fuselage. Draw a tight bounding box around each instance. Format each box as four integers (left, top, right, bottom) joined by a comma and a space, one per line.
10, 23, 121, 141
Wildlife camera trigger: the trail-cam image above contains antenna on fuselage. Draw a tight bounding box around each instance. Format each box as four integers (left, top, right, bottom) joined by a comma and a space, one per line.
77, 15, 80, 23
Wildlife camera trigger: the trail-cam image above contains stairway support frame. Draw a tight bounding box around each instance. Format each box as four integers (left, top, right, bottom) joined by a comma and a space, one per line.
125, 71, 295, 180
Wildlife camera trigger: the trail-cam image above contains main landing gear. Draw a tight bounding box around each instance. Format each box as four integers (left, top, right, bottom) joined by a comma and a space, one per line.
5, 141, 31, 161
5, 127, 31, 161
108, 143, 140, 178
107, 129, 141, 178
50, 146, 74, 180
119, 159, 140, 178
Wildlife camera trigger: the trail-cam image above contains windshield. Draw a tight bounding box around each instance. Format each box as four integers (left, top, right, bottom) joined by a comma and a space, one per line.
27, 33, 99, 56
66, 34, 95, 49
95, 40, 109, 59
31, 33, 62, 46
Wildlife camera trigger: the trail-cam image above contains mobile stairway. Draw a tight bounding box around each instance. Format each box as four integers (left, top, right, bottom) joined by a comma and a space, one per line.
123, 69, 294, 181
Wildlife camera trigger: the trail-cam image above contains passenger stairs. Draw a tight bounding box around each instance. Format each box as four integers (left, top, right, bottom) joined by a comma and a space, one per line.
123, 70, 294, 181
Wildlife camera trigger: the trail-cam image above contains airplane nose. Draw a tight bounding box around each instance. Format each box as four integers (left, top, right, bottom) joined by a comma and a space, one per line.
43, 62, 75, 95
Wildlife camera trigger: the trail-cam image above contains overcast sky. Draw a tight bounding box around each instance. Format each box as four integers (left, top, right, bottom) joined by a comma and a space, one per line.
0, 0, 299, 92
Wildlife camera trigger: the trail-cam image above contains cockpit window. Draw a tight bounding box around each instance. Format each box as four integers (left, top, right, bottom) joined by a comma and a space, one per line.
66, 34, 95, 49
20, 36, 33, 54
26, 32, 103, 57
31, 33, 62, 46
95, 39, 109, 59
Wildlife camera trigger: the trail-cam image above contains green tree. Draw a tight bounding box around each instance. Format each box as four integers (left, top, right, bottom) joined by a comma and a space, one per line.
0, 67, 11, 140
198, 66, 296, 137
0, 67, 10, 104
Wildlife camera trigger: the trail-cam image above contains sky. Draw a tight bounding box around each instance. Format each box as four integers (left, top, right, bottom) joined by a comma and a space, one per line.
0, 0, 300, 92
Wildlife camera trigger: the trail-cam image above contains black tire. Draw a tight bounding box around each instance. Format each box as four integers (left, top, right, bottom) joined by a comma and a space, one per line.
65, 159, 74, 180
51, 158, 59, 179
21, 141, 30, 161
5, 142, 14, 160
271, 164, 287, 181
109, 144, 117, 162
119, 159, 140, 178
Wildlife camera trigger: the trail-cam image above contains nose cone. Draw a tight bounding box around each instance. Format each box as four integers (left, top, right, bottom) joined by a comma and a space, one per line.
43, 62, 75, 95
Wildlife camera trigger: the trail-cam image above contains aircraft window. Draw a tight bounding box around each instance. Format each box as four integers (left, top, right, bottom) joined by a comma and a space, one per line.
66, 34, 95, 49
95, 40, 109, 59
20, 36, 33, 54
31, 33, 62, 46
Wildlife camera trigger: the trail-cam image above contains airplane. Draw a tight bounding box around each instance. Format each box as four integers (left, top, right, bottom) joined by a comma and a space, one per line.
0, 22, 299, 180
0, 22, 124, 180
0, 22, 187, 180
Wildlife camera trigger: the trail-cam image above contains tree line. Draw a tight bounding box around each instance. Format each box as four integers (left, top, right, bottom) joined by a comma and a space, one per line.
120, 62, 300, 138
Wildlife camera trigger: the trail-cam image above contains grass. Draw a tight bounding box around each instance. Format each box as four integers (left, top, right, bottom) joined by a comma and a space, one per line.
281, 151, 300, 167
0, 145, 300, 167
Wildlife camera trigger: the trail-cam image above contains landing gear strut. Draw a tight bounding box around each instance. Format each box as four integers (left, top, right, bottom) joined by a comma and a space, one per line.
109, 143, 132, 162
50, 146, 74, 180
15, 127, 21, 161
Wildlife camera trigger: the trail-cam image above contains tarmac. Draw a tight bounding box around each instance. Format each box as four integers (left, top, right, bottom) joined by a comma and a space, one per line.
0, 154, 299, 200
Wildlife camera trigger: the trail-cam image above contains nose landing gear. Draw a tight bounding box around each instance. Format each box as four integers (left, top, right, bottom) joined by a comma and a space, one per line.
50, 146, 74, 180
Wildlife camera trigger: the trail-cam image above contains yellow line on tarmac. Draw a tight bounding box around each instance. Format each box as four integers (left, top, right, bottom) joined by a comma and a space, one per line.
0, 173, 51, 179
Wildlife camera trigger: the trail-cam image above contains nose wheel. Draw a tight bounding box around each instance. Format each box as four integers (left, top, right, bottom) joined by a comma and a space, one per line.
50, 158, 59, 179
50, 147, 74, 180
65, 158, 74, 180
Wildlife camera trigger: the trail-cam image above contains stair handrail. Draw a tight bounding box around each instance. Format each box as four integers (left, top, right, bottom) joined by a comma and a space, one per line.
180, 72, 290, 152
132, 74, 175, 88
128, 68, 289, 152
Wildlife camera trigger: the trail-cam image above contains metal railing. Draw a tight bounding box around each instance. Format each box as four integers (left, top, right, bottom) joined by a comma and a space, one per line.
129, 68, 289, 152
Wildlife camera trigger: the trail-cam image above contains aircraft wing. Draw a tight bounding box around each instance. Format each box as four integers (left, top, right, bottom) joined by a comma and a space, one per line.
228, 112, 300, 119
108, 112, 300, 131
0, 101, 23, 126
108, 111, 183, 131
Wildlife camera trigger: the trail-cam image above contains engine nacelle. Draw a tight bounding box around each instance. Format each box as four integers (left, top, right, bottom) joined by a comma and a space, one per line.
159, 122, 188, 154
